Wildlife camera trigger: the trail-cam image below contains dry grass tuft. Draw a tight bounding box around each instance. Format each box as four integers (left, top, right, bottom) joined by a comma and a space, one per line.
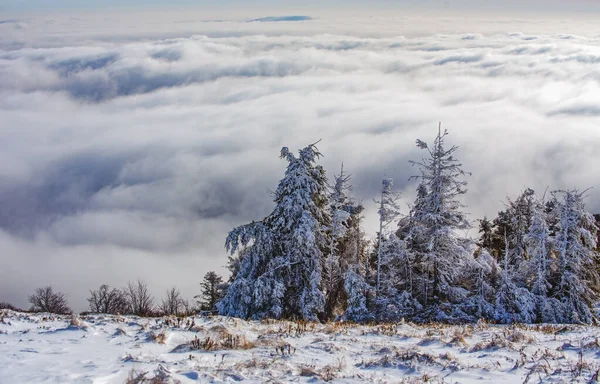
446, 331, 468, 348
504, 327, 535, 344
188, 329, 254, 351
470, 334, 514, 352
125, 366, 180, 384
149, 330, 167, 344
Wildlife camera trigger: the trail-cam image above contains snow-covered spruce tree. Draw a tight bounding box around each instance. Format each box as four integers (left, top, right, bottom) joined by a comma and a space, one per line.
341, 203, 372, 322
343, 263, 373, 322
407, 126, 473, 321
217, 222, 278, 319
523, 196, 556, 322
217, 143, 330, 321
463, 248, 498, 320
493, 230, 536, 323
324, 164, 352, 319
374, 178, 402, 296
489, 189, 536, 278
550, 189, 599, 324
372, 233, 422, 321
324, 165, 367, 319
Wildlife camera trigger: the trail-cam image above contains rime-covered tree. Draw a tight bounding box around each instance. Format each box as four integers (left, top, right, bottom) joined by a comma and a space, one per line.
524, 197, 553, 321
343, 263, 372, 321
196, 271, 224, 311
342, 202, 371, 321
551, 189, 599, 324
324, 164, 365, 319
218, 221, 277, 319
218, 143, 330, 321
486, 189, 536, 273
464, 249, 497, 319
407, 126, 472, 320
324, 165, 351, 317
372, 233, 421, 321
374, 178, 401, 296
493, 229, 536, 323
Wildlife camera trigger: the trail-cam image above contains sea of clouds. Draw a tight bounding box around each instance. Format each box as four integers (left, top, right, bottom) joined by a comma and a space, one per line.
1, 9, 600, 310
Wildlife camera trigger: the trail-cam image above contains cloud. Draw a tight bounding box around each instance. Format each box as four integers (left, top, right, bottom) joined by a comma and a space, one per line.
1, 10, 600, 311
248, 16, 313, 22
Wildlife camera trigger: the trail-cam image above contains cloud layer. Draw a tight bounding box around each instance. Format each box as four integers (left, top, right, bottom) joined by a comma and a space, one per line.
1, 10, 600, 310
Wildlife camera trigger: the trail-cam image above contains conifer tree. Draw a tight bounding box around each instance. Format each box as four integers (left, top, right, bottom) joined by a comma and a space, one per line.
197, 271, 224, 311
218, 143, 330, 321
493, 230, 536, 323
407, 125, 473, 320
551, 189, 599, 324
464, 249, 497, 319
524, 196, 553, 321
374, 178, 401, 295
324, 164, 352, 318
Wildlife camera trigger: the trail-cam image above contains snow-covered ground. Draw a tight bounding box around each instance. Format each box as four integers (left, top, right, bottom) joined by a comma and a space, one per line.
1, 310, 599, 383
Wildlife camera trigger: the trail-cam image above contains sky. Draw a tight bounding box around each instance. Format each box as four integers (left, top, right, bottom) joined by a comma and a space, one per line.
3, 0, 600, 12
1, 4, 600, 311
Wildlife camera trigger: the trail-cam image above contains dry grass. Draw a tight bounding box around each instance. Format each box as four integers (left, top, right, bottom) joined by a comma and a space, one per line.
188, 328, 254, 351
470, 334, 514, 352
323, 321, 355, 335
504, 327, 536, 344
125, 366, 180, 384
445, 331, 468, 348
149, 330, 167, 344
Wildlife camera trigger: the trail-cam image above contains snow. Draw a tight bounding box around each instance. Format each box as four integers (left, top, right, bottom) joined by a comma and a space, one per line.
2, 310, 600, 383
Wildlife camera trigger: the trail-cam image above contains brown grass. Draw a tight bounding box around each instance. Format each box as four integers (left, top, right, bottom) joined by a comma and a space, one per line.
189, 329, 254, 351
149, 330, 167, 344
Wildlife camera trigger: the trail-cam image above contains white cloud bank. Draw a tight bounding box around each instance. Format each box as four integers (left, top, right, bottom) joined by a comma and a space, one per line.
1, 10, 600, 310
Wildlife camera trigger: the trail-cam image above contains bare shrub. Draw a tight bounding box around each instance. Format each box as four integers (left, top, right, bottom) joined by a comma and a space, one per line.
124, 279, 155, 316
28, 286, 71, 314
0, 302, 18, 311
159, 287, 184, 316
87, 284, 128, 314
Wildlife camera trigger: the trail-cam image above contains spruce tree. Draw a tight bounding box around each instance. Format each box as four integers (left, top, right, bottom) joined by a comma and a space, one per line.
374, 178, 401, 296
524, 197, 554, 321
218, 143, 330, 321
197, 271, 224, 311
551, 189, 599, 324
407, 125, 473, 320
324, 164, 352, 318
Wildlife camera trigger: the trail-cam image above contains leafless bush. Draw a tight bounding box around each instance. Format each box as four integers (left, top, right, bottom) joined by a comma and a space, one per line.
28, 286, 71, 314
87, 284, 128, 314
159, 287, 184, 316
124, 279, 155, 316
0, 302, 18, 311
